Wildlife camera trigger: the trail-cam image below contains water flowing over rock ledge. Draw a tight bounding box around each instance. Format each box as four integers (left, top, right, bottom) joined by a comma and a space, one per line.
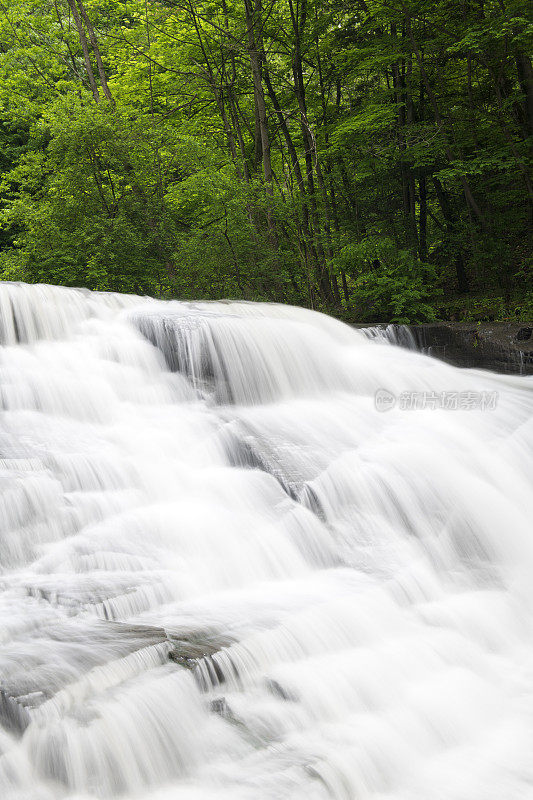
1, 283, 533, 800
361, 322, 533, 375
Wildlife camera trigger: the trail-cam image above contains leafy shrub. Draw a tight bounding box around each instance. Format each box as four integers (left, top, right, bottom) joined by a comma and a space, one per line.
335, 236, 438, 323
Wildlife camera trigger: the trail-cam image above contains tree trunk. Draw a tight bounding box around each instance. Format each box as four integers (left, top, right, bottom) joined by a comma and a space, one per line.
243, 0, 277, 246
515, 50, 533, 138
287, 0, 335, 304
419, 175, 427, 261
263, 65, 320, 279
433, 177, 469, 292
405, 18, 488, 231
74, 0, 114, 105
66, 0, 100, 102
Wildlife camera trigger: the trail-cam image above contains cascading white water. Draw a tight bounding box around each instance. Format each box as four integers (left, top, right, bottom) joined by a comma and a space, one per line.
1, 282, 532, 800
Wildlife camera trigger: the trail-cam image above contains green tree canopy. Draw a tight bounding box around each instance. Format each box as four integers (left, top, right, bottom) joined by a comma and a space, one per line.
0, 0, 531, 321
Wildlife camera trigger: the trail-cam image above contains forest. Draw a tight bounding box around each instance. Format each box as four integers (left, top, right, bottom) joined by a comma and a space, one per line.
0, 0, 531, 322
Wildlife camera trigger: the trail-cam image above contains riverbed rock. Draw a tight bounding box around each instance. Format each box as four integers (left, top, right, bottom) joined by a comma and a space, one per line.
362, 322, 533, 375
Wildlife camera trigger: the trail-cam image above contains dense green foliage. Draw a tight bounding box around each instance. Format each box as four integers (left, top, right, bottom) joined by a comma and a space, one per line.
0, 0, 531, 321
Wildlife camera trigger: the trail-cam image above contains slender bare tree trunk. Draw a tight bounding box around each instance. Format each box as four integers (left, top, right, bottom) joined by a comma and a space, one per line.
515, 50, 533, 137
74, 0, 114, 105
243, 0, 277, 247
66, 0, 100, 102
433, 177, 469, 292
287, 0, 335, 305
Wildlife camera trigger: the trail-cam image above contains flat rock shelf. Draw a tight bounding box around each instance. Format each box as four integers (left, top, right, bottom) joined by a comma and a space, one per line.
360, 322, 533, 375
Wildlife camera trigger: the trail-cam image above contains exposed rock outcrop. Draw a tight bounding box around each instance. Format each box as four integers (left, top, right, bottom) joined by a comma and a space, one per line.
363, 322, 533, 375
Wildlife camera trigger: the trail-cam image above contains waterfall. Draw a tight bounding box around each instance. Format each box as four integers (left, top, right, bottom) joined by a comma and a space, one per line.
1, 282, 532, 800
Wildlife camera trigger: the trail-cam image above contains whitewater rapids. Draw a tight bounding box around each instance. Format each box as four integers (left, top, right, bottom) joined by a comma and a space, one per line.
1, 282, 532, 800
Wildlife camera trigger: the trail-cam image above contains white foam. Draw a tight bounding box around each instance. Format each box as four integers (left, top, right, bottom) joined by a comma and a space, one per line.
0, 282, 532, 800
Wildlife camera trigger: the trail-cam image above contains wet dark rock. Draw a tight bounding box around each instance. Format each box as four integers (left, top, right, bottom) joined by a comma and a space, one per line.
299, 484, 326, 522
219, 419, 311, 504
0, 688, 35, 734
210, 697, 230, 717
209, 696, 266, 747
167, 630, 235, 674
265, 678, 298, 702
133, 313, 232, 402
193, 655, 227, 689
0, 620, 168, 735
361, 322, 533, 375
413, 322, 533, 374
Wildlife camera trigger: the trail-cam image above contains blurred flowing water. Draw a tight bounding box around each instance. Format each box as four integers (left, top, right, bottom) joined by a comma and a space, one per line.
1, 282, 533, 800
